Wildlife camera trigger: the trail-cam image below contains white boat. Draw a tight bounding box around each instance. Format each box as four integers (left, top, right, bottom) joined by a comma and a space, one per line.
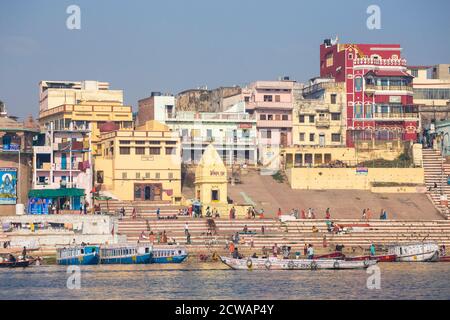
388, 242, 440, 262
220, 256, 376, 270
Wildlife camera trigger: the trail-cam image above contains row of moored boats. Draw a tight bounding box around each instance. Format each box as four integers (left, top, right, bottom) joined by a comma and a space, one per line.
57, 244, 188, 265
220, 242, 449, 270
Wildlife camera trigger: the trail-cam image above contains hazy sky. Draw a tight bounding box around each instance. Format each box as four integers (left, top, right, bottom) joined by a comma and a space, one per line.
1, 0, 449, 120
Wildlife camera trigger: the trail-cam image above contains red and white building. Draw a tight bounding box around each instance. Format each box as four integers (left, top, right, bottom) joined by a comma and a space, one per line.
320, 39, 419, 147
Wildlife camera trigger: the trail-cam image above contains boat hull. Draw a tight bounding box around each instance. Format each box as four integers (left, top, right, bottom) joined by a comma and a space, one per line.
388, 243, 440, 262
57, 253, 100, 266
345, 254, 396, 262
152, 254, 188, 264
220, 257, 375, 270
0, 260, 30, 268
100, 253, 152, 264
438, 256, 450, 262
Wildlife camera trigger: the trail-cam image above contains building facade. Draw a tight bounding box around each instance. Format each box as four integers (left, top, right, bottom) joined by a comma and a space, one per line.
164, 103, 258, 166
407, 64, 450, 126
30, 123, 93, 212
320, 40, 420, 147
293, 79, 347, 147
0, 108, 39, 216
94, 122, 182, 203
137, 92, 175, 126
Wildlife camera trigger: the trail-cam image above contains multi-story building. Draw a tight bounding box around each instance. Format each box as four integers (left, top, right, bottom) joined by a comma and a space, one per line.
30, 123, 92, 212
164, 103, 258, 166
0, 104, 39, 215
319, 39, 420, 147
137, 92, 175, 126
292, 78, 347, 147
39, 80, 123, 112
243, 79, 295, 148
407, 64, 450, 125
94, 121, 182, 203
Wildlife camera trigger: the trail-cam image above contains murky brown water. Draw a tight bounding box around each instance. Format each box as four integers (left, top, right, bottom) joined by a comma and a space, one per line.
0, 262, 449, 300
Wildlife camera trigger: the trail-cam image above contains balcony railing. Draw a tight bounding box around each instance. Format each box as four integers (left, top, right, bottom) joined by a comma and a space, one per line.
181, 136, 257, 145
167, 112, 255, 122
365, 84, 413, 92
354, 58, 407, 67
315, 118, 331, 128
372, 113, 419, 120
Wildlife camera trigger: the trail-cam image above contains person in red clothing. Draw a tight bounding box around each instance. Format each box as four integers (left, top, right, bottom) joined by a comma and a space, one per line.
301, 209, 306, 219
188, 206, 193, 217
325, 208, 331, 220
277, 208, 282, 218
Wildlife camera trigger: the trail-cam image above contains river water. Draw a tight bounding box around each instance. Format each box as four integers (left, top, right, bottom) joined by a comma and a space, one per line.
0, 262, 449, 300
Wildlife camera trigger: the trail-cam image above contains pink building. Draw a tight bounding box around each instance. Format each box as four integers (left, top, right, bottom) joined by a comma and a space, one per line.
244, 79, 294, 148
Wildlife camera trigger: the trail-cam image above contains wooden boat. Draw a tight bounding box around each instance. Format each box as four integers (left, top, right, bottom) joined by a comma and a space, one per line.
0, 259, 30, 268
151, 246, 188, 264
100, 244, 152, 264
220, 256, 376, 270
345, 254, 397, 262
438, 255, 450, 262
388, 242, 440, 262
315, 252, 345, 260
57, 246, 100, 265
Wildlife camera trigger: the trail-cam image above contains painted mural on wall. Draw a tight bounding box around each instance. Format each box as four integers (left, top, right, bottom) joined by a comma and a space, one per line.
0, 168, 17, 205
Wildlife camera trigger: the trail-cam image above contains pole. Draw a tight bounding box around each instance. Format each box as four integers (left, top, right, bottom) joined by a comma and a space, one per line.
18, 148, 21, 206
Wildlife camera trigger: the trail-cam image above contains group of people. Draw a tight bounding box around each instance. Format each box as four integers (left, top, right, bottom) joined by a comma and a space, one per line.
362, 208, 388, 220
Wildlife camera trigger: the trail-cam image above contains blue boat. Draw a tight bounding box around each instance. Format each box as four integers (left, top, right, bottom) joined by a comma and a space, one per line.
151, 246, 188, 263
100, 244, 152, 264
57, 246, 100, 265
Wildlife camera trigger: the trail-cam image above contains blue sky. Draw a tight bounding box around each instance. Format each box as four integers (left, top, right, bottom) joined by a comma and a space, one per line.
1, 0, 449, 119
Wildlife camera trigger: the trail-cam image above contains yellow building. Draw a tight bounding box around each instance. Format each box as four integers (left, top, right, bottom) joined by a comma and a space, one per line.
194, 144, 228, 208
293, 80, 346, 147
38, 102, 133, 152
94, 121, 182, 203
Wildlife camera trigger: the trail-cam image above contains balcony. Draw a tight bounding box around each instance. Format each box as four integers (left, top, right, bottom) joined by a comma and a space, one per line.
354, 58, 407, 67
166, 112, 255, 122
257, 119, 292, 128
181, 136, 257, 145
372, 113, 420, 120
315, 118, 331, 128
365, 84, 413, 92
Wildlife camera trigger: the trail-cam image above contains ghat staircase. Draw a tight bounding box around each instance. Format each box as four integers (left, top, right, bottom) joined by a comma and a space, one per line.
422, 149, 450, 219
117, 217, 450, 256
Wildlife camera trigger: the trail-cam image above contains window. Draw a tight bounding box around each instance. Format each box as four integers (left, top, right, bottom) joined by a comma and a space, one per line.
275, 95, 281, 102
120, 147, 130, 155
348, 53, 353, 60
263, 95, 273, 102
275, 115, 281, 121
326, 53, 334, 67
38, 176, 46, 184
145, 172, 151, 179
410, 69, 418, 78
149, 141, 161, 145
309, 133, 315, 142
332, 134, 341, 142
282, 114, 288, 121
355, 77, 363, 92
166, 147, 175, 155
268, 115, 273, 120
260, 114, 267, 120
211, 190, 219, 201
135, 141, 145, 145
299, 133, 305, 142
264, 130, 272, 139
122, 172, 127, 179
96, 171, 104, 184
331, 113, 341, 121
120, 140, 131, 145
166, 141, 176, 145
299, 115, 305, 123
168, 173, 174, 180
244, 96, 250, 102
136, 172, 141, 179
155, 173, 160, 179
330, 94, 337, 104
135, 147, 145, 155
150, 147, 160, 155
309, 115, 315, 123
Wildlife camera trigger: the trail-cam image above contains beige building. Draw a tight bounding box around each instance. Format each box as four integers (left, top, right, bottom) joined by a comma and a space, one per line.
292, 79, 346, 147
94, 121, 182, 203
407, 65, 450, 125
39, 80, 123, 112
